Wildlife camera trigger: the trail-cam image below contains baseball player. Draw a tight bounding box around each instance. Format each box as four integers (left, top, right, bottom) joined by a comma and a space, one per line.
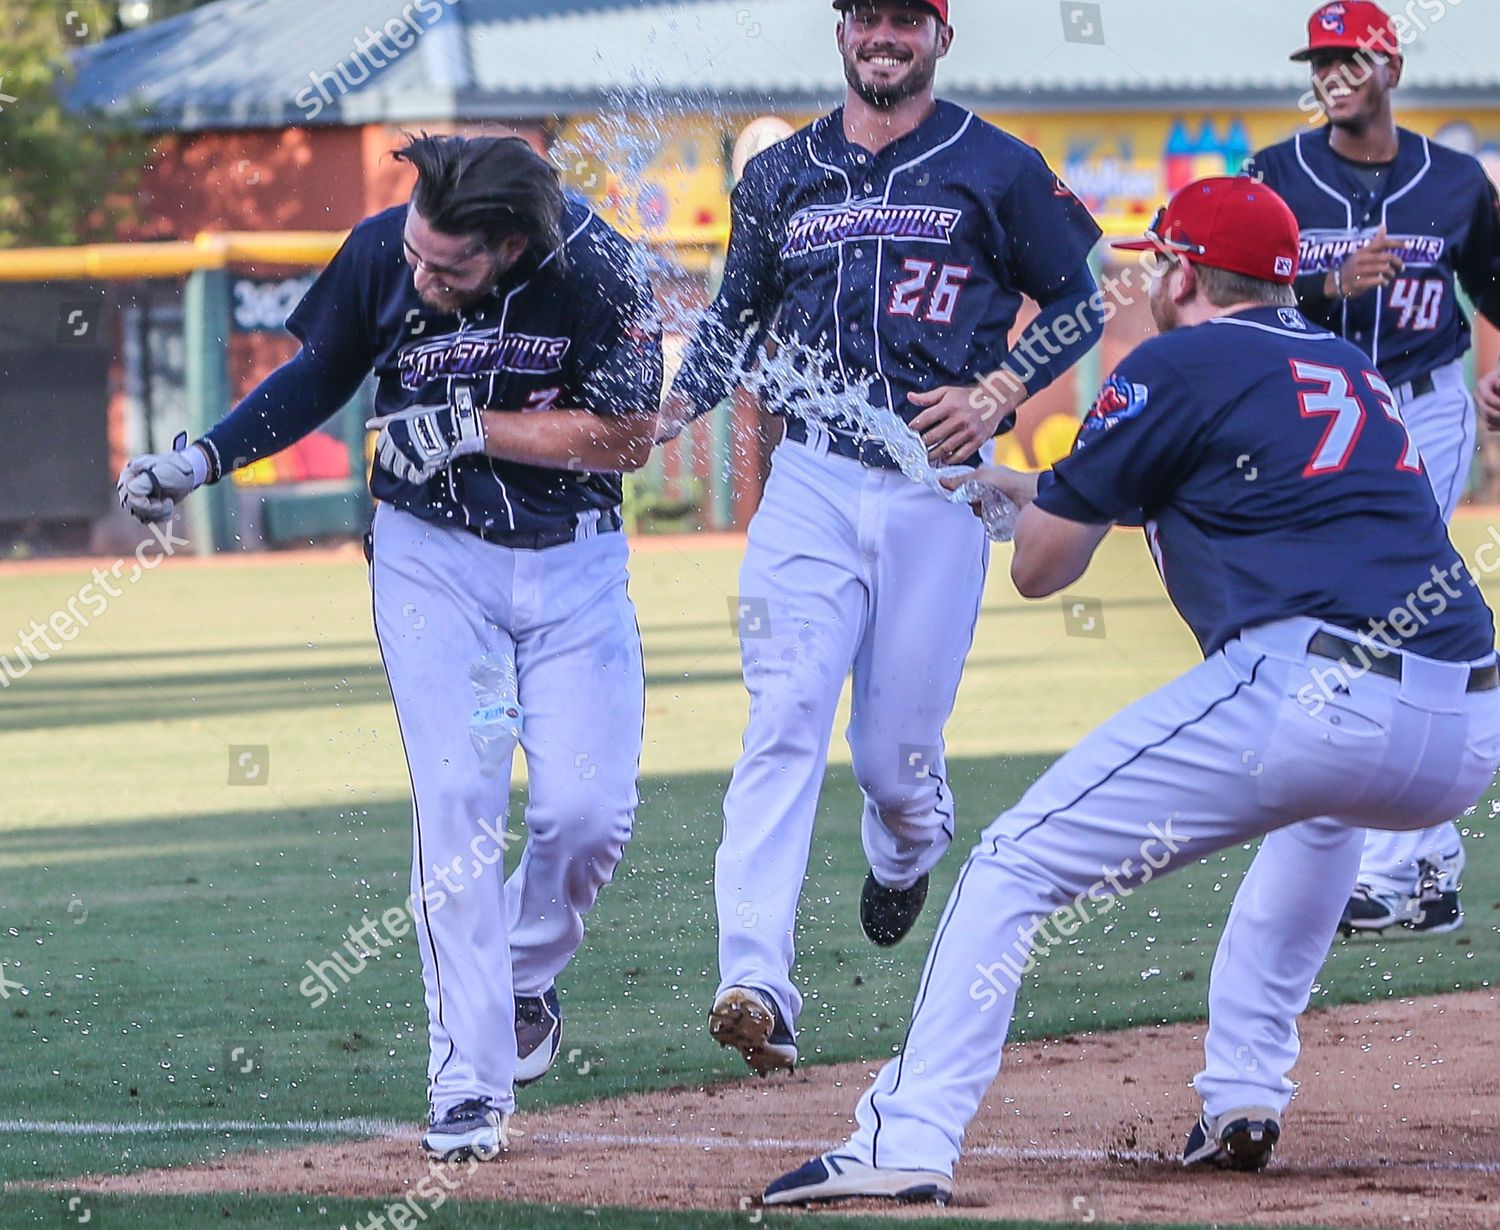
1247, 0, 1500, 936
658, 0, 1104, 1076
117, 135, 663, 1161
762, 177, 1500, 1206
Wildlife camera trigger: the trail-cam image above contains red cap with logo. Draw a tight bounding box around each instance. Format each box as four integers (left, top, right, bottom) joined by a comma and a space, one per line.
1290, 2, 1400, 61
833, 0, 949, 22
1112, 177, 1302, 285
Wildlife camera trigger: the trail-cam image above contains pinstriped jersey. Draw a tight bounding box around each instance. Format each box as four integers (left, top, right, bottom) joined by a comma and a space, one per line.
674, 100, 1101, 427
211, 199, 663, 538
1247, 127, 1500, 387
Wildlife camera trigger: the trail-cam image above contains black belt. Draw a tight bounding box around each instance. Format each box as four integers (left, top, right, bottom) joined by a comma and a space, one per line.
783, 418, 907, 472
1396, 372, 1436, 404
469, 509, 622, 551
1308, 629, 1499, 692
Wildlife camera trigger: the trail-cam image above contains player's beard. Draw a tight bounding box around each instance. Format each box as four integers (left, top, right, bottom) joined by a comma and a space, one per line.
419, 283, 491, 313
1148, 268, 1180, 334
843, 47, 938, 109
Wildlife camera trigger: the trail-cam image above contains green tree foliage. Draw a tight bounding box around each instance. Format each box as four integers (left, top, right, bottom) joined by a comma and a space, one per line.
0, 0, 145, 247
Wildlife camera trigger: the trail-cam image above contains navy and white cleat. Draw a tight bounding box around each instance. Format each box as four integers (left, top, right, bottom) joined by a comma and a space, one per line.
421, 1099, 511, 1162
515, 986, 563, 1086
763, 1152, 952, 1206
1183, 1105, 1281, 1172
708, 986, 798, 1076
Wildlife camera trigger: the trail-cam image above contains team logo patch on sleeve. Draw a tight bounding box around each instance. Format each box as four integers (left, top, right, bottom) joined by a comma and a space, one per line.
1083, 374, 1151, 436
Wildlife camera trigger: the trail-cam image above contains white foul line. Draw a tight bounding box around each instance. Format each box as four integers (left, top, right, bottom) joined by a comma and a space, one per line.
5, 1120, 1497, 1176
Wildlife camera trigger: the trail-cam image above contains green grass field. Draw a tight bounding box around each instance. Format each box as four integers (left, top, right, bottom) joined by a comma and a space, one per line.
1, 524, 1496, 1229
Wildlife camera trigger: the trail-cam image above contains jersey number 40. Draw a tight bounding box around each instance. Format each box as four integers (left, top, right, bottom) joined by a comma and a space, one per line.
1291, 360, 1422, 478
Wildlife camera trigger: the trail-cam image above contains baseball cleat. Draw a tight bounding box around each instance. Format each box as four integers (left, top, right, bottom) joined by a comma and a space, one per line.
514, 986, 562, 1086
859, 870, 930, 948
1408, 856, 1464, 935
763, 1152, 952, 1206
1339, 883, 1413, 934
421, 1098, 510, 1162
709, 985, 798, 1076
1340, 852, 1465, 937
1182, 1106, 1281, 1171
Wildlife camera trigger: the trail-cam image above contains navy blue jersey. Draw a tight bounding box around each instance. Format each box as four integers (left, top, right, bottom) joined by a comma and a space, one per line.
203, 199, 662, 537
1248, 128, 1500, 386
674, 101, 1102, 443
1035, 306, 1495, 662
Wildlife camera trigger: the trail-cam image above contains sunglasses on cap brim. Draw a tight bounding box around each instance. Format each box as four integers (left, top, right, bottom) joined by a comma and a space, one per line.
1113, 206, 1207, 257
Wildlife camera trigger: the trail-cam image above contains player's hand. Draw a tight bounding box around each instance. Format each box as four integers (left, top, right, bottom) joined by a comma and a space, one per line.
1479, 363, 1500, 432
1334, 224, 1405, 299
655, 392, 695, 444
367, 389, 486, 486
116, 433, 205, 524
940, 463, 1039, 509
909, 385, 1015, 465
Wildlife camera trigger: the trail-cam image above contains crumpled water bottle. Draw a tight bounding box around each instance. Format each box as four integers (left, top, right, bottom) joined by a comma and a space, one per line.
468, 653, 523, 778
972, 485, 1021, 543
939, 468, 1022, 544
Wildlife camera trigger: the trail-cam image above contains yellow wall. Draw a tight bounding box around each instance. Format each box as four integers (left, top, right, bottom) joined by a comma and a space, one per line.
560, 106, 1500, 244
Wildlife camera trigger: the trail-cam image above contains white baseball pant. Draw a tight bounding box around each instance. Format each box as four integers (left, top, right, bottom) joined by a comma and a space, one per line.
715, 436, 988, 1027
370, 502, 643, 1117
1357, 358, 1476, 896
836, 616, 1500, 1175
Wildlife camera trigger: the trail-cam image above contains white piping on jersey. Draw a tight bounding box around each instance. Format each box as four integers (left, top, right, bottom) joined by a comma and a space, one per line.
1206, 316, 1339, 340
1294, 132, 1354, 343
874, 110, 976, 412
476, 209, 596, 532
808, 124, 853, 451
1375, 136, 1432, 371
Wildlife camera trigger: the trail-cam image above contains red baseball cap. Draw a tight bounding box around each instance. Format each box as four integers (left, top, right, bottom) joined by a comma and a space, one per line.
833, 0, 949, 23
1290, 2, 1400, 61
1112, 177, 1302, 285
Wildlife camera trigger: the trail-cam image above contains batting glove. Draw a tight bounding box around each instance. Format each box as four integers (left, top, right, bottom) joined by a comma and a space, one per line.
117, 432, 209, 524
367, 387, 487, 486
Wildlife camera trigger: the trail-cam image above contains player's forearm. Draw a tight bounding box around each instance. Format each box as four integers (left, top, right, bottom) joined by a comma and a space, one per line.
199, 349, 367, 481
985, 270, 1104, 406
480, 409, 656, 473
1011, 505, 1111, 599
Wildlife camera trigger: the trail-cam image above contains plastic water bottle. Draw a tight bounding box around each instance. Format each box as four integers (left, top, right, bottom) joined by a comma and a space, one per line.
939, 468, 1022, 544
974, 486, 1021, 543
468, 653, 523, 778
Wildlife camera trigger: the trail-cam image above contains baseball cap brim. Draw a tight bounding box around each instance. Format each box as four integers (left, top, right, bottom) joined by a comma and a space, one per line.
833, 0, 948, 20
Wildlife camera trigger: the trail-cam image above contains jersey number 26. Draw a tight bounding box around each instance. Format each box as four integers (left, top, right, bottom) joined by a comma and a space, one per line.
888, 260, 971, 325
1292, 360, 1422, 478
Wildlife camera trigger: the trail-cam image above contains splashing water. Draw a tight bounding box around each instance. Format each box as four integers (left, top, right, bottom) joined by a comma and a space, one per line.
746, 335, 1021, 542
553, 82, 1019, 542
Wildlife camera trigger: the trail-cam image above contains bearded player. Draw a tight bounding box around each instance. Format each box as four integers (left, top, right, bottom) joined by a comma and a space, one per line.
659, 0, 1104, 1076
118, 135, 662, 1161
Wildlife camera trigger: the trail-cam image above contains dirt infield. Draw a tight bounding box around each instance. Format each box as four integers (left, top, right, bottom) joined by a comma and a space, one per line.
59, 992, 1497, 1227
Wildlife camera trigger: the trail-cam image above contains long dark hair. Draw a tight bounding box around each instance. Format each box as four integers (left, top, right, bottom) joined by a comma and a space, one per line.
393, 133, 565, 257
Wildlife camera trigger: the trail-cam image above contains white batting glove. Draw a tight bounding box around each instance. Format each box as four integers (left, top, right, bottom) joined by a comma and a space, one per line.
367, 387, 487, 486
117, 432, 209, 524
